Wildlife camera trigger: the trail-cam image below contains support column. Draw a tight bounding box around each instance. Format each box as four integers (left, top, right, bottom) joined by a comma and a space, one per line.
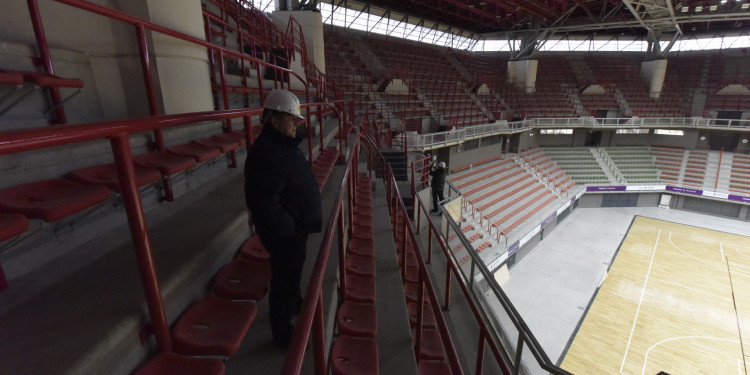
508, 59, 538, 94
641, 59, 667, 99
120, 0, 214, 115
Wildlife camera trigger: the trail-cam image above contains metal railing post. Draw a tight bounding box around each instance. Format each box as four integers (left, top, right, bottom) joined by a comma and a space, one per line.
110, 134, 172, 352
27, 0, 67, 124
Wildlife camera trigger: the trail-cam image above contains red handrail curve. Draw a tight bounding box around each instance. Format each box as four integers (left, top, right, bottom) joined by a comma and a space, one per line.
413, 191, 513, 375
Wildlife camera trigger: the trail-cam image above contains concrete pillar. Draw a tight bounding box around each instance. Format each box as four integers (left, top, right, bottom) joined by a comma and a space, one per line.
123, 0, 214, 115
270, 10, 325, 87
508, 59, 538, 94
641, 59, 667, 99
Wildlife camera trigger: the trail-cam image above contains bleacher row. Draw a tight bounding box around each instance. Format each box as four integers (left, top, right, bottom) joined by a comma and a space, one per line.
134, 234, 269, 374
324, 28, 750, 124
0, 129, 339, 246
446, 152, 567, 256
331, 174, 380, 375
653, 144, 686, 184
730, 154, 750, 195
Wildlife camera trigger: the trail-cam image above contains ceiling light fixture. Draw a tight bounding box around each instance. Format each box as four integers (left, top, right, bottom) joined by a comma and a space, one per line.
695, 5, 703, 11
743, 3, 750, 8
710, 5, 717, 10
681, 6, 689, 12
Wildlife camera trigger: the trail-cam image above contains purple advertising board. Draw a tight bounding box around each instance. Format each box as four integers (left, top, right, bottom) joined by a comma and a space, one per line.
665, 185, 703, 195
728, 194, 750, 203
541, 213, 557, 229
508, 240, 520, 257
586, 186, 627, 192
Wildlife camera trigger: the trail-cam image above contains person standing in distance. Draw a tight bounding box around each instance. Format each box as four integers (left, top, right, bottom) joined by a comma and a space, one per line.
244, 89, 322, 348
430, 161, 446, 214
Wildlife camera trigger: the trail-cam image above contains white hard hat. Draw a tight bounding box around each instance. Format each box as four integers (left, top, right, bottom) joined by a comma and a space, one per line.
263, 89, 304, 119
438, 161, 446, 167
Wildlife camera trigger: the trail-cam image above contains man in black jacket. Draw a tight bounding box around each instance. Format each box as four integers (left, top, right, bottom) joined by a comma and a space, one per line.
244, 89, 322, 348
430, 161, 446, 214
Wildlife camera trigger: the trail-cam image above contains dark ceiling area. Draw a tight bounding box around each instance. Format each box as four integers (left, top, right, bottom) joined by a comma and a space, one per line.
327, 0, 750, 37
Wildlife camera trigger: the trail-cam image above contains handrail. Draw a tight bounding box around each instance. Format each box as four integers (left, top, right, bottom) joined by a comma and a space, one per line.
406, 117, 750, 151
0, 102, 335, 354
0, 107, 259, 155
415, 186, 572, 374
281, 133, 359, 374
716, 147, 723, 191
360, 134, 465, 374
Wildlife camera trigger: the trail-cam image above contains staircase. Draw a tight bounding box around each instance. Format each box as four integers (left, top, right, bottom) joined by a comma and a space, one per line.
591, 148, 620, 184
614, 87, 632, 116
381, 150, 409, 181
707, 151, 733, 192
444, 52, 475, 84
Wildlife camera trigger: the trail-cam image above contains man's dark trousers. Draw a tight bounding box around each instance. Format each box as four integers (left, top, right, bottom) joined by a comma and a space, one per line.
259, 231, 308, 342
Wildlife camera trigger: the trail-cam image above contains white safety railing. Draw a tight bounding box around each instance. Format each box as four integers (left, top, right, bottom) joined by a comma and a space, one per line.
407, 117, 750, 150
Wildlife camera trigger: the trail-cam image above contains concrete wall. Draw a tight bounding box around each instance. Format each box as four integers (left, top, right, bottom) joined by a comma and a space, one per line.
447, 139, 504, 170
577, 192, 748, 221
607, 132, 651, 146
538, 134, 574, 147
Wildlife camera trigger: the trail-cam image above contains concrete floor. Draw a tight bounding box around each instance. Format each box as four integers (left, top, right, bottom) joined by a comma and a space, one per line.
497, 206, 750, 369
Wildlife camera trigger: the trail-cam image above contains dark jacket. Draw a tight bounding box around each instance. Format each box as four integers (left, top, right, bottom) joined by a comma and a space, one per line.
430, 167, 446, 191
244, 123, 322, 238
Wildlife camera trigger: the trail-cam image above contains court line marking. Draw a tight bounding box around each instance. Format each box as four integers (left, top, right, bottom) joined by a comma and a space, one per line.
728, 243, 750, 259
627, 248, 652, 256
728, 261, 750, 278
609, 291, 639, 303
640, 335, 740, 375
648, 275, 731, 301
621, 229, 661, 374
668, 232, 722, 271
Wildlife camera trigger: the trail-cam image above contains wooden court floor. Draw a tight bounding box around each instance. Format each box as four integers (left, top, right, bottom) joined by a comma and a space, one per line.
561, 216, 750, 375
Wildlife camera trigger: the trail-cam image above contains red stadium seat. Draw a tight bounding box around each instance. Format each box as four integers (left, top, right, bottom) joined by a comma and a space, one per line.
133, 352, 224, 375
415, 328, 446, 360
418, 360, 451, 375
345, 253, 376, 278
347, 237, 374, 257
0, 179, 110, 222
337, 301, 377, 338
213, 132, 246, 147
238, 235, 270, 263
133, 152, 196, 175
172, 296, 257, 357
330, 336, 378, 375
0, 214, 29, 243
344, 275, 376, 303
408, 301, 437, 329
212, 259, 270, 301
68, 164, 161, 192
193, 136, 239, 153
166, 143, 221, 163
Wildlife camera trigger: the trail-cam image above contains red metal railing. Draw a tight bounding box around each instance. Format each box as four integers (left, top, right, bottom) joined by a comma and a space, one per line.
411, 191, 512, 375
280, 132, 361, 374
0, 99, 345, 355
